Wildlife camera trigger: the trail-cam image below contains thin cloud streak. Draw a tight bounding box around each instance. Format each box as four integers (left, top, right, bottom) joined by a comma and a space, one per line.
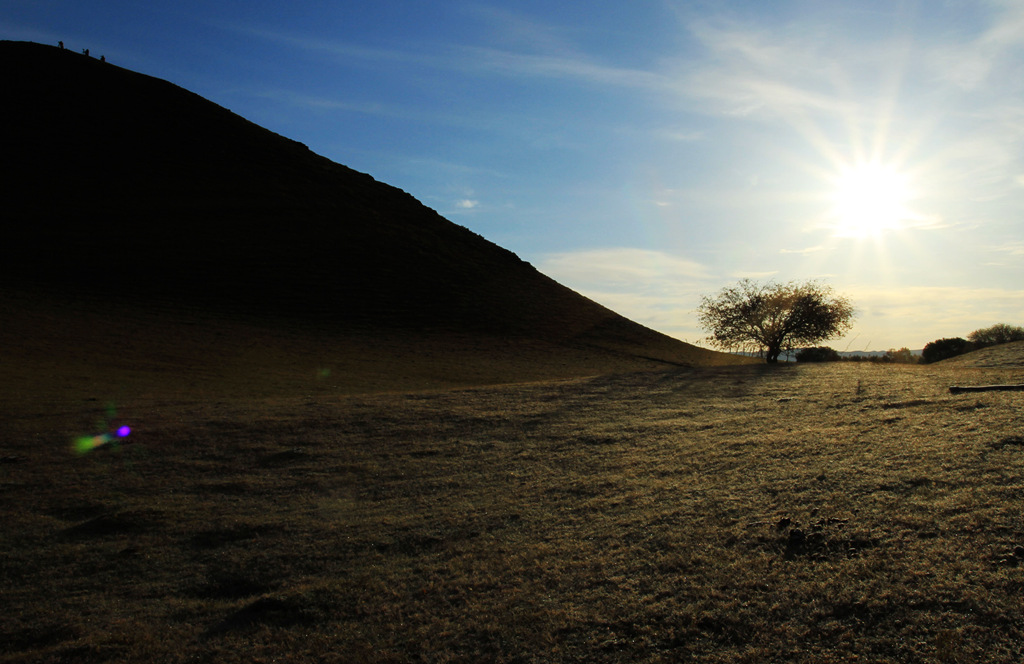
538, 248, 711, 288
233, 23, 670, 94
780, 245, 824, 255
456, 46, 670, 90
226, 25, 430, 66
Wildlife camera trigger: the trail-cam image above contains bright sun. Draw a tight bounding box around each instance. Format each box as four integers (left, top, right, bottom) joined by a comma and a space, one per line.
830, 162, 912, 238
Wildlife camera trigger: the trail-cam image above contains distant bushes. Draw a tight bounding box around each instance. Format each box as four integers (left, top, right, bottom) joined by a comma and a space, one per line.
883, 347, 917, 364
795, 346, 919, 364
842, 348, 920, 363
796, 346, 841, 362
967, 323, 1024, 349
921, 337, 972, 364
918, 323, 1024, 364
796, 323, 1023, 366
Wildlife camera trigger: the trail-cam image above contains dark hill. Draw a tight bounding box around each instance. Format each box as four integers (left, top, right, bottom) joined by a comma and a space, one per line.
0, 41, 744, 395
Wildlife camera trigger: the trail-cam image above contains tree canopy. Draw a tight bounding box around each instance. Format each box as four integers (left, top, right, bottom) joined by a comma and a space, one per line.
697, 279, 856, 363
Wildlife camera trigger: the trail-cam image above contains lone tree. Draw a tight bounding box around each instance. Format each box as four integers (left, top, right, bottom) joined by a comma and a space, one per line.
697, 279, 855, 363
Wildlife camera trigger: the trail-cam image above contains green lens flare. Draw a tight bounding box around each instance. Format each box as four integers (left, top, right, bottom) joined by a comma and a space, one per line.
74, 433, 111, 455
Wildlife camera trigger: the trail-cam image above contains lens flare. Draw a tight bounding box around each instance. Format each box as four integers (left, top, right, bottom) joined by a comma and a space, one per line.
75, 433, 112, 454
72, 406, 132, 455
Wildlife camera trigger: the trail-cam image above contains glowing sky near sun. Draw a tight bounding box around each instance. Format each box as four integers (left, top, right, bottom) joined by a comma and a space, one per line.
3, 1, 1022, 350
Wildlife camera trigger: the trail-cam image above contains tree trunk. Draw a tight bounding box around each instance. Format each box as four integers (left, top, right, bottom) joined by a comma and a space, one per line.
766, 345, 781, 363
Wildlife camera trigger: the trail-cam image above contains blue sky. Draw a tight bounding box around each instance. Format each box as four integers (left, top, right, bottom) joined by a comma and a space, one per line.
4, 1, 1023, 351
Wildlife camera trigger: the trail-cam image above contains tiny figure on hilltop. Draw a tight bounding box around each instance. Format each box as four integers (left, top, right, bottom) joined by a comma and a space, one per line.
82, 48, 89, 57
58, 41, 64, 50
100, 55, 105, 63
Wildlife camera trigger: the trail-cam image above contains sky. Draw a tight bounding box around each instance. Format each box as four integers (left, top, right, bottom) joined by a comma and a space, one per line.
4, 0, 1023, 351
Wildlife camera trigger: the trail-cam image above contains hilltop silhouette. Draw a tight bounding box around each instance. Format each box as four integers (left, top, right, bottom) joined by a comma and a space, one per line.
0, 40, 744, 395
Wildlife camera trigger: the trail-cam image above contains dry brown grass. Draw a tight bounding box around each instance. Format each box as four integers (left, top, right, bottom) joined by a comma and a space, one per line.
0, 287, 747, 411
939, 340, 1024, 370
4, 360, 1024, 662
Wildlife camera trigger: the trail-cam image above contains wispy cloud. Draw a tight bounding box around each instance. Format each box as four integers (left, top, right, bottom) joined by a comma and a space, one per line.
668, 5, 1024, 142
923, 1, 1024, 91
670, 19, 867, 119
227, 25, 430, 67
538, 248, 710, 287
988, 242, 1024, 257
841, 284, 1024, 345
780, 245, 823, 255
251, 89, 406, 119
232, 21, 669, 95
662, 129, 705, 142
458, 4, 578, 54
535, 248, 715, 342
455, 46, 669, 90
227, 7, 1024, 142
732, 270, 780, 280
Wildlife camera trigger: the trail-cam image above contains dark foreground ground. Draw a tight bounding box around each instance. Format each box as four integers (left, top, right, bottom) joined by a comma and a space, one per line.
3, 359, 1024, 663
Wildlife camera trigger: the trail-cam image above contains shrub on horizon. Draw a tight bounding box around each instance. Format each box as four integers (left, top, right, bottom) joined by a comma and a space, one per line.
796, 346, 841, 362
967, 323, 1024, 349
921, 337, 972, 364
884, 347, 918, 364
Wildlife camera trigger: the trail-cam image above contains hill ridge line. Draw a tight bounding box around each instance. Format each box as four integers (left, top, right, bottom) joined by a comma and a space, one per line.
1, 40, 748, 393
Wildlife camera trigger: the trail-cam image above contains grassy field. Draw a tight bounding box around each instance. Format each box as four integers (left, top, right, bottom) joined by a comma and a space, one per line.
3, 360, 1024, 663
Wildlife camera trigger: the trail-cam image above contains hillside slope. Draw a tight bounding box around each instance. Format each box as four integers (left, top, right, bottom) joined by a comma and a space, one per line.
0, 41, 744, 396
937, 340, 1024, 369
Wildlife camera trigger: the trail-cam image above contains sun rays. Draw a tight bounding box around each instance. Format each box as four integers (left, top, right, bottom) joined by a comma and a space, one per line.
828, 160, 914, 238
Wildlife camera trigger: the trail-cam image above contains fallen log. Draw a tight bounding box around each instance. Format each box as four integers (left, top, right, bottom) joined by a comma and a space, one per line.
949, 384, 1024, 394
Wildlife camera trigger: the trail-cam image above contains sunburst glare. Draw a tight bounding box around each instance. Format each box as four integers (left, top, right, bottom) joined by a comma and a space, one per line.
828, 161, 914, 238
